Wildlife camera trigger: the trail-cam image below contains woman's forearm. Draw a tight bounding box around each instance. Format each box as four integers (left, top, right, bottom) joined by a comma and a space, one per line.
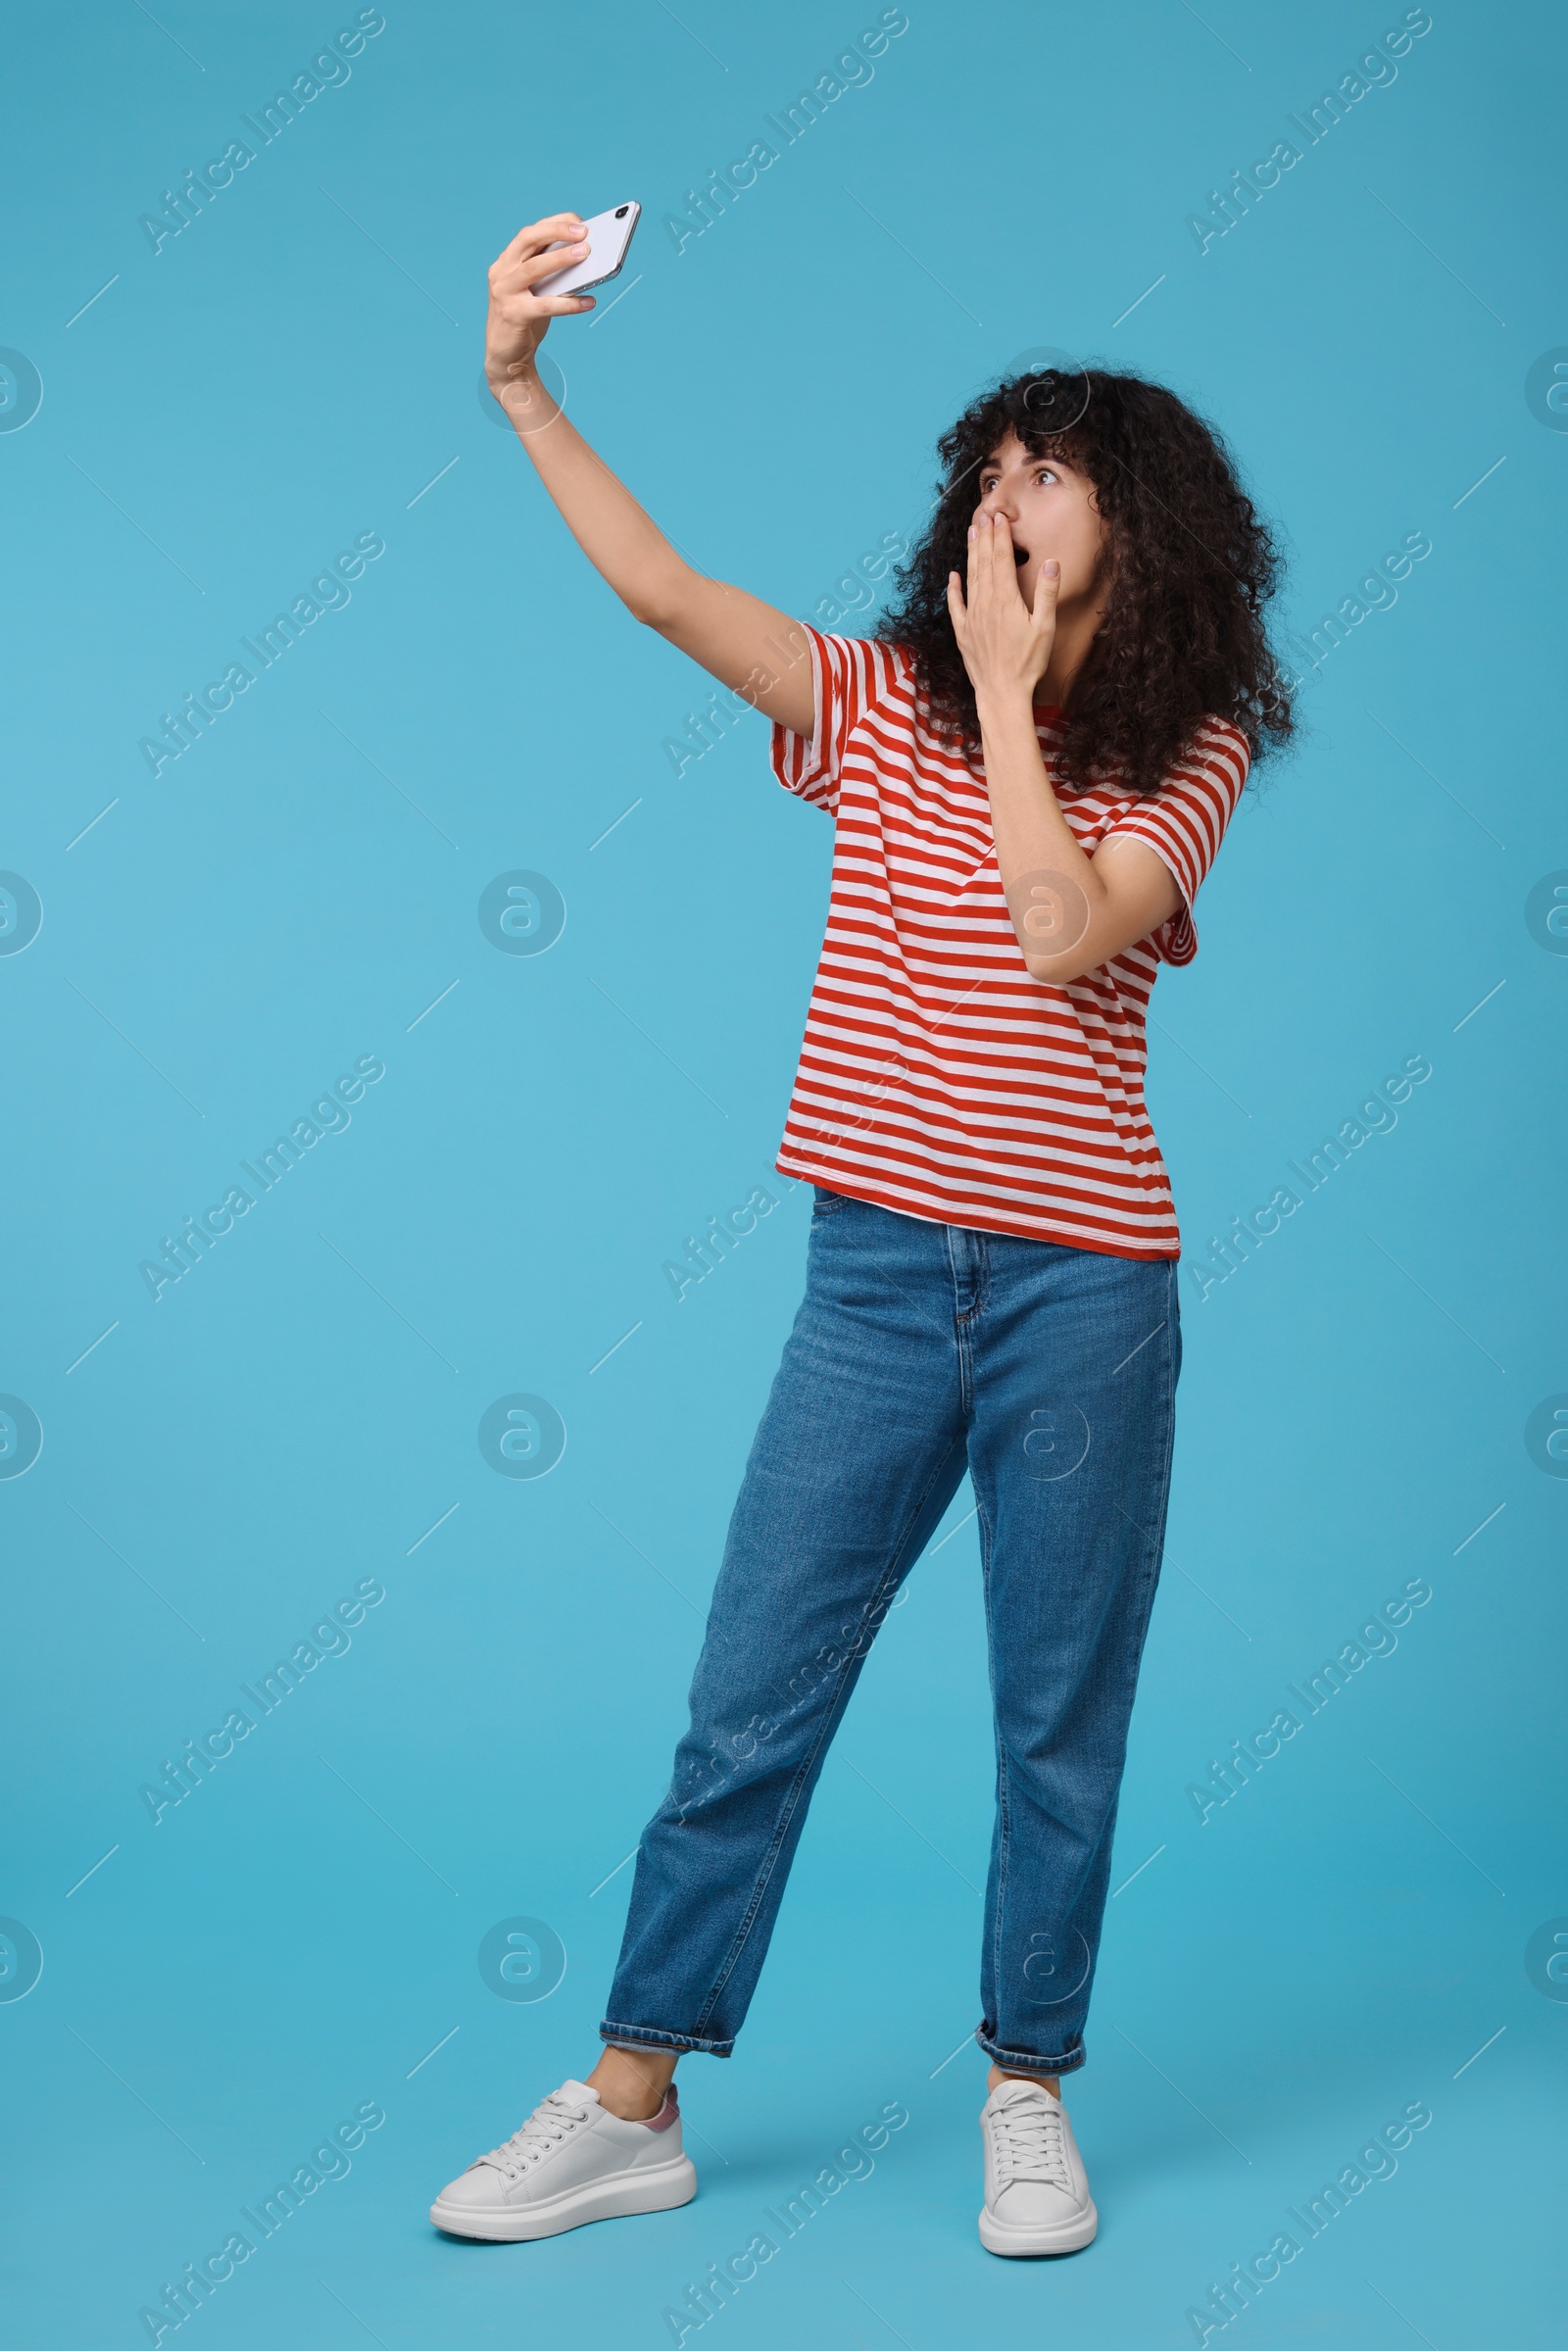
979, 690, 1105, 969
500, 364, 692, 629
978, 689, 1179, 982
501, 359, 811, 726
979, 690, 1099, 886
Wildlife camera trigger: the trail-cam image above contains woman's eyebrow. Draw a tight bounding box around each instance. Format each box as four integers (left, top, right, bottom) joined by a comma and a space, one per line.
983, 450, 1067, 469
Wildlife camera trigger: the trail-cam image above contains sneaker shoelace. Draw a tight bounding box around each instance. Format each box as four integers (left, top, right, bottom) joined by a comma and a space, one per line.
481, 2089, 592, 2181
991, 2093, 1071, 2190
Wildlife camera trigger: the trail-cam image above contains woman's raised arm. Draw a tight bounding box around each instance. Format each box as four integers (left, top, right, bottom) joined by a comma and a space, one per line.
484, 215, 814, 735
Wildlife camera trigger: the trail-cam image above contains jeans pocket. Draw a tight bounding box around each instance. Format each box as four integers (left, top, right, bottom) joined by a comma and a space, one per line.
810, 1186, 853, 1219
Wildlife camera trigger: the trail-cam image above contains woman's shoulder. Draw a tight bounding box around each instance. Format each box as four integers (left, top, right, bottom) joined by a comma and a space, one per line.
817, 631, 924, 732
1184, 712, 1251, 778
844, 631, 919, 693
1078, 716, 1250, 831
1141, 713, 1251, 805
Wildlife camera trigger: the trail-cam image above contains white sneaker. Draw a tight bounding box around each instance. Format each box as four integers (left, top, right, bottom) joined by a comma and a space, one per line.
979, 2080, 1098, 2256
430, 2079, 697, 2242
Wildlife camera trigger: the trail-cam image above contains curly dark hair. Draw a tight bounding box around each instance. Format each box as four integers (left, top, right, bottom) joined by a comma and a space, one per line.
878, 365, 1295, 797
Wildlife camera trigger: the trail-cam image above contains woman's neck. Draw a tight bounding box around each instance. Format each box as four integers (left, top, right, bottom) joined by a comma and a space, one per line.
1035, 593, 1108, 713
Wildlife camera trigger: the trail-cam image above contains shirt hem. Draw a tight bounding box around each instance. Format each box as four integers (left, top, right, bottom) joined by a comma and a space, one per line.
778, 1153, 1182, 1261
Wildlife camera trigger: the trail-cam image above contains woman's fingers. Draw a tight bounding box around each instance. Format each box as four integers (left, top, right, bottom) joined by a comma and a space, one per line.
516, 235, 592, 288
965, 514, 989, 608
1028, 552, 1061, 633
967, 511, 1004, 611
496, 213, 584, 269
970, 513, 1050, 628
490, 216, 590, 300
986, 512, 1017, 590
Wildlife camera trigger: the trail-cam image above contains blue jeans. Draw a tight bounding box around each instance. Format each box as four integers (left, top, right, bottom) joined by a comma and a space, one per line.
602, 1189, 1181, 2079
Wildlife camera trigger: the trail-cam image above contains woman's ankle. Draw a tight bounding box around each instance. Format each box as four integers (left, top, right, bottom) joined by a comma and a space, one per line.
589, 2043, 678, 2121
987, 2063, 1060, 2100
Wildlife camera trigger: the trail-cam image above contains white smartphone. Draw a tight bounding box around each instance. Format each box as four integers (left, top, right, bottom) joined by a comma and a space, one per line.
533, 202, 641, 300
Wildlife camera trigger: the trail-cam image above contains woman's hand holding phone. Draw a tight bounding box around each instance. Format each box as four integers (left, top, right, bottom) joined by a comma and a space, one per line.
484, 213, 596, 421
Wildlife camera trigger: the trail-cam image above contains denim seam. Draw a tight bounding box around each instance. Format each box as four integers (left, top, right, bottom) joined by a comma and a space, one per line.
1137, 1263, 1180, 1623
1137, 1265, 1181, 1626
946, 1227, 982, 1411
974, 2027, 1086, 2077
974, 1474, 1012, 2041
689, 1427, 969, 2038
598, 2021, 733, 2057
949, 1227, 991, 1328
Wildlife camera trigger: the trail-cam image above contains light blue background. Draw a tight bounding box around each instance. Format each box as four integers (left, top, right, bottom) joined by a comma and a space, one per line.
2, 2, 1562, 2344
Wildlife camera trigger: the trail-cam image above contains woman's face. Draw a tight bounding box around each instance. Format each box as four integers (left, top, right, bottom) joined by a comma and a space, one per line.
973, 431, 1108, 619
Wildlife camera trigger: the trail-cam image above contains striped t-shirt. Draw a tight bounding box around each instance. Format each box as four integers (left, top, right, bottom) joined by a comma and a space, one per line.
768, 625, 1250, 1258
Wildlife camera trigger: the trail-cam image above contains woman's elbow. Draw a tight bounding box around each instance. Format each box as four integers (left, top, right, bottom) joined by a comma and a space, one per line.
629, 561, 709, 635
629, 590, 681, 632
1024, 952, 1093, 986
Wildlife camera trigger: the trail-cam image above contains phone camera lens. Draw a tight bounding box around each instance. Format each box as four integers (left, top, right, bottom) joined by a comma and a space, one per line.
614, 205, 628, 218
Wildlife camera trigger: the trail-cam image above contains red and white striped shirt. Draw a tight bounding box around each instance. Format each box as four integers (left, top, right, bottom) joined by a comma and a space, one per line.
768, 625, 1250, 1258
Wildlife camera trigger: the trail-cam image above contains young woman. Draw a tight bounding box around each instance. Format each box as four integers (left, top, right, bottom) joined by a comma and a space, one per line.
431, 211, 1293, 2258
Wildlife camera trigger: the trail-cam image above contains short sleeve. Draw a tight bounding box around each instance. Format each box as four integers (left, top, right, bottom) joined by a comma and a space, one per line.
1102, 719, 1250, 965
768, 625, 900, 817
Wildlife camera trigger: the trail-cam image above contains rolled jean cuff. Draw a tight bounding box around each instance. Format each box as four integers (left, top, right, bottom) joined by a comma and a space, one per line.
974, 2026, 1086, 2078
599, 2019, 734, 2059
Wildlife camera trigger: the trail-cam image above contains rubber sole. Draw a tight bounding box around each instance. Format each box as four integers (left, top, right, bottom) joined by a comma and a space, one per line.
978, 2198, 1099, 2258
430, 2152, 697, 2242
